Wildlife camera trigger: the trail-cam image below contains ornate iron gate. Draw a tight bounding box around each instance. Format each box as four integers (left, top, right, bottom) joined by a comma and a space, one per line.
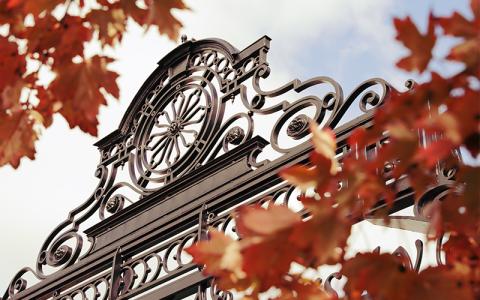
2, 36, 451, 300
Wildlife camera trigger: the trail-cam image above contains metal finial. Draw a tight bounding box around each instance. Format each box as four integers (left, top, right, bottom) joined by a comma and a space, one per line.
181, 34, 187, 43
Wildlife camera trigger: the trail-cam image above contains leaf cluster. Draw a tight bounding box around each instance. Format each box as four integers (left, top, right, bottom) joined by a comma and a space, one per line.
186, 2, 480, 299
0, 0, 188, 168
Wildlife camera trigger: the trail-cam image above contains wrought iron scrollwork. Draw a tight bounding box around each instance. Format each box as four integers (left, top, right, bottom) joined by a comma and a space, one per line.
95, 38, 398, 219
3, 36, 422, 300
196, 279, 234, 300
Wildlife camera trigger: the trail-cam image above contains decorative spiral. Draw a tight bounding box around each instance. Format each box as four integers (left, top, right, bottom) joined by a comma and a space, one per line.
129, 73, 224, 190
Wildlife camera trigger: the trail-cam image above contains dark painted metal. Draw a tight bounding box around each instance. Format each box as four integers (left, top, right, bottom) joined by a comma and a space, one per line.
2, 36, 454, 300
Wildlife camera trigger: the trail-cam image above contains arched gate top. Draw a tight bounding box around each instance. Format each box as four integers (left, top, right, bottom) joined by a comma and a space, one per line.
3, 35, 431, 300
95, 36, 271, 149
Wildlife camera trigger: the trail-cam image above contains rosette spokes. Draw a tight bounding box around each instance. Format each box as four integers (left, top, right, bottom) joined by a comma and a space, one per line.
145, 87, 207, 170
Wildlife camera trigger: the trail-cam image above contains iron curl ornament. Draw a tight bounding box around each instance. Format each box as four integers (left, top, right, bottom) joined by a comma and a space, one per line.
2, 36, 448, 300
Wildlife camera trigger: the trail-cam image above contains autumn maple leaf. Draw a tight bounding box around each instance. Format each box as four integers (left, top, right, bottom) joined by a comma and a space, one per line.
290, 198, 351, 267
0, 111, 38, 168
87, 7, 127, 47
275, 278, 331, 300
280, 122, 338, 190
436, 1, 480, 75
235, 205, 301, 237
185, 229, 248, 290
144, 0, 189, 40
0, 0, 189, 168
49, 55, 119, 136
237, 205, 301, 292
0, 36, 26, 92
394, 13, 436, 73
342, 253, 475, 300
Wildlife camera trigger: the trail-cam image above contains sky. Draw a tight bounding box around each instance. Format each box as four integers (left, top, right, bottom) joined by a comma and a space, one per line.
0, 0, 473, 294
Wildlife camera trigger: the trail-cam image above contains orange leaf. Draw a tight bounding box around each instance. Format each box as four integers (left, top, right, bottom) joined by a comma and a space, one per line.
235, 205, 301, 237
447, 39, 480, 73
275, 278, 331, 300
310, 122, 338, 175
117, 0, 148, 25
386, 121, 416, 141
1, 80, 25, 112
185, 229, 243, 279
0, 110, 38, 168
144, 0, 188, 41
279, 165, 320, 191
233, 205, 302, 292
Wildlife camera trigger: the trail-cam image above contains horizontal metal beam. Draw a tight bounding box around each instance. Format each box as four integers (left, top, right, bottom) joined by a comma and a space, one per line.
12, 113, 377, 300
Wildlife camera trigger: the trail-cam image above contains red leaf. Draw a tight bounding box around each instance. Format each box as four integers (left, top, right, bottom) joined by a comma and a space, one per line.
436, 4, 480, 72
0, 36, 25, 92
290, 198, 351, 266
35, 86, 59, 128
234, 205, 302, 292
6, 0, 22, 9
437, 11, 479, 39
86, 7, 127, 47
415, 139, 455, 168
342, 253, 474, 300
50, 55, 119, 136
241, 233, 298, 291
22, 0, 64, 15
448, 39, 480, 74
394, 14, 436, 73
472, 0, 480, 21
25, 15, 92, 63
444, 233, 480, 267
448, 88, 480, 157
